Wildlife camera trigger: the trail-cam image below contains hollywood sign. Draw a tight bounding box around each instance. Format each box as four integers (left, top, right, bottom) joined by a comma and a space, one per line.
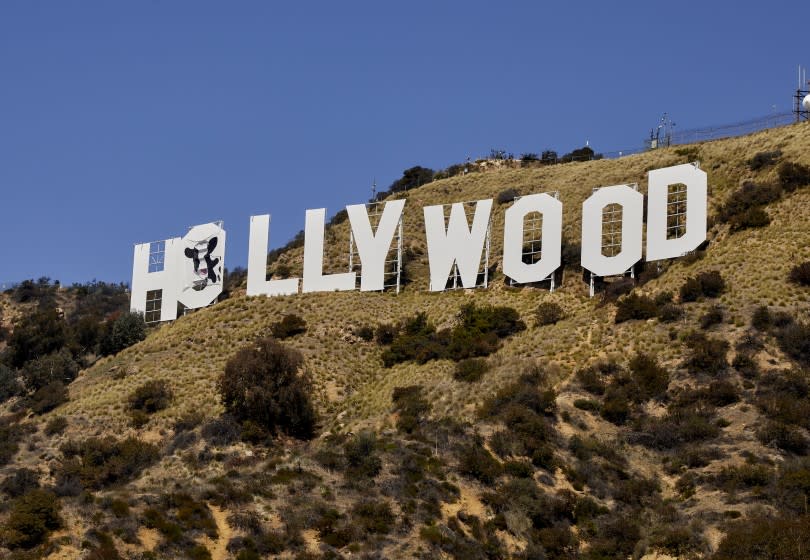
131, 163, 706, 322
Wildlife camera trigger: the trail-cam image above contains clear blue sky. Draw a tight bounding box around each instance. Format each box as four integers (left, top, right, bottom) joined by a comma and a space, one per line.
0, 1, 804, 285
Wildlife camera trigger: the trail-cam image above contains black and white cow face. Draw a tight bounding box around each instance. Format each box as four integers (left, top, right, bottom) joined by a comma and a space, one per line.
184, 236, 221, 291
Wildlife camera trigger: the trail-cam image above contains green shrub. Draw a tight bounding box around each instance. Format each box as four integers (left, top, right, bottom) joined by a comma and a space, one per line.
700, 305, 724, 329
719, 181, 782, 223
628, 352, 669, 401
28, 381, 68, 415
6, 307, 72, 369
573, 398, 600, 411
0, 364, 22, 404
752, 305, 772, 330
504, 459, 534, 478
127, 380, 172, 415
382, 304, 525, 366
535, 301, 564, 326
218, 337, 316, 439
683, 332, 729, 374
778, 161, 810, 192
1, 468, 39, 498
789, 262, 810, 286
496, 188, 519, 204
657, 302, 684, 322
21, 350, 79, 393
729, 206, 770, 230
99, 311, 146, 356
600, 387, 631, 424
757, 421, 809, 454
1, 489, 61, 549
354, 325, 374, 341
775, 320, 810, 368
457, 441, 502, 484
392, 385, 431, 434
712, 514, 810, 559
747, 149, 782, 170
716, 463, 774, 492
680, 271, 726, 302
453, 358, 489, 382
270, 314, 307, 339
351, 499, 395, 534
57, 436, 159, 490
614, 292, 657, 323
575, 365, 607, 395
44, 415, 68, 436
344, 431, 382, 479
679, 277, 702, 302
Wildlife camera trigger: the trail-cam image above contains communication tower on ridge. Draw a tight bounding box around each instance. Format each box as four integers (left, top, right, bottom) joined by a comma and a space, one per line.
648, 113, 675, 149
794, 65, 810, 122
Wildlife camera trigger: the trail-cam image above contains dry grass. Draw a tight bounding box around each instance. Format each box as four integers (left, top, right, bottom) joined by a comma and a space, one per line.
44, 122, 810, 438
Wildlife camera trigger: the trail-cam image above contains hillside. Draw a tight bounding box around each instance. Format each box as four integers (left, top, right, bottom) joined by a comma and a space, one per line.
2, 122, 810, 559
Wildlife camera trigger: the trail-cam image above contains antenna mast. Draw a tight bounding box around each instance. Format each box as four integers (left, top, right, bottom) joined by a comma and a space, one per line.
794, 65, 810, 122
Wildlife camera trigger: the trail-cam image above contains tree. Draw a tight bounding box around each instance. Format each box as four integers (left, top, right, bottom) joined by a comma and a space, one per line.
6, 308, 72, 368
99, 312, 146, 356
218, 337, 316, 439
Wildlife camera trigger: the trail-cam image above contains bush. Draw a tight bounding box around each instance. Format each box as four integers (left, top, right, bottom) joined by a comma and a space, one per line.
747, 149, 782, 171
658, 302, 684, 322
57, 436, 159, 490
218, 337, 316, 440
354, 325, 374, 341
775, 320, 810, 368
628, 353, 669, 401
1, 468, 40, 498
789, 262, 810, 286
496, 188, 519, 204
535, 301, 564, 326
21, 350, 79, 393
778, 161, 810, 192
351, 499, 395, 535
28, 381, 68, 415
127, 379, 173, 428
381, 304, 525, 366
44, 415, 68, 436
0, 420, 24, 467
344, 431, 382, 479
683, 333, 729, 374
758, 421, 809, 454
374, 166, 434, 200
0, 364, 22, 403
392, 385, 431, 434
270, 314, 307, 339
712, 514, 810, 559
614, 292, 657, 323
719, 181, 782, 225
752, 305, 772, 330
6, 307, 72, 369
700, 305, 724, 329
128, 380, 172, 415
1, 489, 62, 549
729, 206, 770, 230
680, 271, 726, 302
99, 312, 146, 356
457, 441, 503, 483
453, 358, 489, 383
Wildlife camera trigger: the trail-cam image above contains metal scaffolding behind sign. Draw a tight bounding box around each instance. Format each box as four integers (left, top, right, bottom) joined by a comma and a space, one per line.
590, 184, 637, 297
348, 201, 404, 293
444, 200, 491, 290
508, 192, 559, 292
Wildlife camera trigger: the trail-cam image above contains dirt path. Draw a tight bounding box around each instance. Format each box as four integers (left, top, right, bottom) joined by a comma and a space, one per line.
208, 504, 232, 560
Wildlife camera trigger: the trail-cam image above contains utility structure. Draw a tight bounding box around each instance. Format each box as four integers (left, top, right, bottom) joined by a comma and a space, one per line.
794, 65, 810, 122
647, 113, 675, 149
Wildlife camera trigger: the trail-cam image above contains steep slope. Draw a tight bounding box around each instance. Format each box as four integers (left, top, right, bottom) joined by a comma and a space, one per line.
2, 122, 810, 559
